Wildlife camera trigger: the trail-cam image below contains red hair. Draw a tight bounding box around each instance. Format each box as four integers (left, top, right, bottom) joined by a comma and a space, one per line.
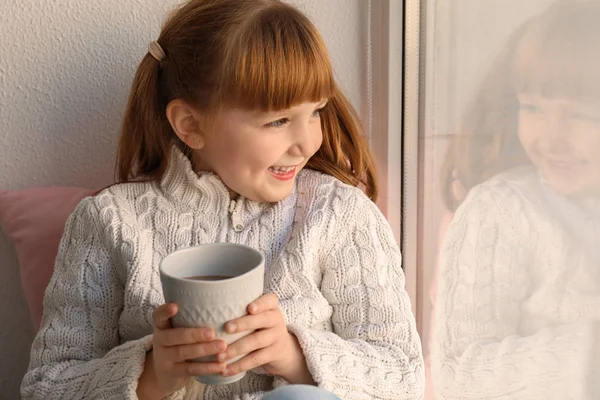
117, 0, 377, 200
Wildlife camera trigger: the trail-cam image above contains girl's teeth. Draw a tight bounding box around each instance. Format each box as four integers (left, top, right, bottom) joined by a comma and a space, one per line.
270, 166, 294, 174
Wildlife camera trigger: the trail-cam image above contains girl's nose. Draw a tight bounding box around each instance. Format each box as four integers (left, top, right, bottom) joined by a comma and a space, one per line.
289, 124, 316, 157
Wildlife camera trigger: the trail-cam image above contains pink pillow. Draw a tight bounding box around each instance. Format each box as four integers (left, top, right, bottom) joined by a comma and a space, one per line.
0, 187, 97, 331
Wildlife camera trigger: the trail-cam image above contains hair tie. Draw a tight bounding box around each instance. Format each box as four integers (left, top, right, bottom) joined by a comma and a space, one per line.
148, 41, 166, 62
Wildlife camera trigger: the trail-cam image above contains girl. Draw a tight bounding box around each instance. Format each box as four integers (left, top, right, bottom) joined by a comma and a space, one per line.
431, 0, 600, 398
21, 0, 424, 399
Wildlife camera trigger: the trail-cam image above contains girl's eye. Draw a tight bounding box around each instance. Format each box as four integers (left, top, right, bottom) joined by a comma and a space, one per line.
264, 118, 289, 129
311, 108, 324, 118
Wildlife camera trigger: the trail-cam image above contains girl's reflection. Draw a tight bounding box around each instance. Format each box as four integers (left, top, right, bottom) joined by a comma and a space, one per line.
432, 1, 600, 398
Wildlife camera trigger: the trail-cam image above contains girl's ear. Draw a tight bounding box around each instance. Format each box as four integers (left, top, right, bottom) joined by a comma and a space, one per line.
166, 99, 206, 149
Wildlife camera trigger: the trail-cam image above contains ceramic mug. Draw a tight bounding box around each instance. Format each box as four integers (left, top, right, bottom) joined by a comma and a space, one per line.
159, 243, 265, 385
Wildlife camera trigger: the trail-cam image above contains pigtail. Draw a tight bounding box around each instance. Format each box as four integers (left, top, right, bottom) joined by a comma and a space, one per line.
439, 21, 530, 211
308, 86, 379, 201
116, 49, 173, 183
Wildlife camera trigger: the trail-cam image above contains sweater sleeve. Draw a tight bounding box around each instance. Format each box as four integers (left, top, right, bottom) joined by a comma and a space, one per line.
430, 185, 600, 399
288, 190, 425, 400
20, 198, 185, 400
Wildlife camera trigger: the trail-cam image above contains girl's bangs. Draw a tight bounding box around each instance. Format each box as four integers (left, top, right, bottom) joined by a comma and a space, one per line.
217, 5, 335, 111
511, 10, 600, 100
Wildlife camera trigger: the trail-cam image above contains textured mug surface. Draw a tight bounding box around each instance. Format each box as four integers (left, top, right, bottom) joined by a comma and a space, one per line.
159, 243, 265, 385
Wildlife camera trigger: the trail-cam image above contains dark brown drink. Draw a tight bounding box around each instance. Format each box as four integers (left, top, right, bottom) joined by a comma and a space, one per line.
185, 275, 232, 281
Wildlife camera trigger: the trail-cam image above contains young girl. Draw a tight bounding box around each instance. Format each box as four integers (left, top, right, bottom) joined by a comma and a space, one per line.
431, 0, 600, 398
20, 0, 424, 399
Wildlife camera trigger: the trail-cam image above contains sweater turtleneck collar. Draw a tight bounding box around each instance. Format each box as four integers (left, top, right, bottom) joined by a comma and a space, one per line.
158, 145, 288, 226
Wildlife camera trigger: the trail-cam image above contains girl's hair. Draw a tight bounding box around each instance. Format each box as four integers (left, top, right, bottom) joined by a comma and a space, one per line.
116, 0, 378, 200
441, 0, 600, 211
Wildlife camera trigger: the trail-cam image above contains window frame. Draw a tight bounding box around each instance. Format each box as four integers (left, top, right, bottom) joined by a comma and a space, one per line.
368, 0, 420, 319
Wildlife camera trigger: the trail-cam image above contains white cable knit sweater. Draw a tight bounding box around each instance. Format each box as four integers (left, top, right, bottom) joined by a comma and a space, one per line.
21, 147, 424, 400
431, 166, 600, 400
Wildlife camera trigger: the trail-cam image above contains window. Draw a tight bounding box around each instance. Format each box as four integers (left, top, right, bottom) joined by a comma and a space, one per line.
406, 0, 562, 351
401, 0, 599, 398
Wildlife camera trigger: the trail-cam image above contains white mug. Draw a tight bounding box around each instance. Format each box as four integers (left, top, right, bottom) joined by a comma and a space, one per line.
159, 243, 265, 385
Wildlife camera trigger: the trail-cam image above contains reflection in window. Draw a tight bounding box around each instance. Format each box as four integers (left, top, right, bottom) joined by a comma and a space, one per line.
415, 0, 600, 398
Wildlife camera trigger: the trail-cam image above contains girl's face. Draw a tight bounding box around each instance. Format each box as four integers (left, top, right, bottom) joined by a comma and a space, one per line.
517, 94, 600, 198
196, 100, 327, 203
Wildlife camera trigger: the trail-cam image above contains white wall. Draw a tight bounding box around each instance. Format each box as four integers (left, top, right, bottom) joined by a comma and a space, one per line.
0, 0, 367, 397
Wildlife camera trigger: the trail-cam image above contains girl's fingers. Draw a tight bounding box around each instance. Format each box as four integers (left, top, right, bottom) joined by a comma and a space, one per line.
172, 360, 227, 378
153, 303, 178, 330
225, 310, 280, 334
217, 329, 276, 362
155, 326, 215, 346
247, 293, 279, 314
168, 340, 228, 363
221, 348, 272, 377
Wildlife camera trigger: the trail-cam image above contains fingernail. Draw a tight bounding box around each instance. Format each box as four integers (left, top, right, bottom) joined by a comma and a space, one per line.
226, 322, 237, 333
204, 329, 214, 340
217, 352, 226, 361
222, 367, 230, 376
249, 304, 258, 313
216, 341, 226, 351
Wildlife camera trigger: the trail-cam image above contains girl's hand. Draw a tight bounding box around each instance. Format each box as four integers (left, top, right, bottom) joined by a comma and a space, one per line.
137, 303, 228, 400
217, 294, 314, 384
